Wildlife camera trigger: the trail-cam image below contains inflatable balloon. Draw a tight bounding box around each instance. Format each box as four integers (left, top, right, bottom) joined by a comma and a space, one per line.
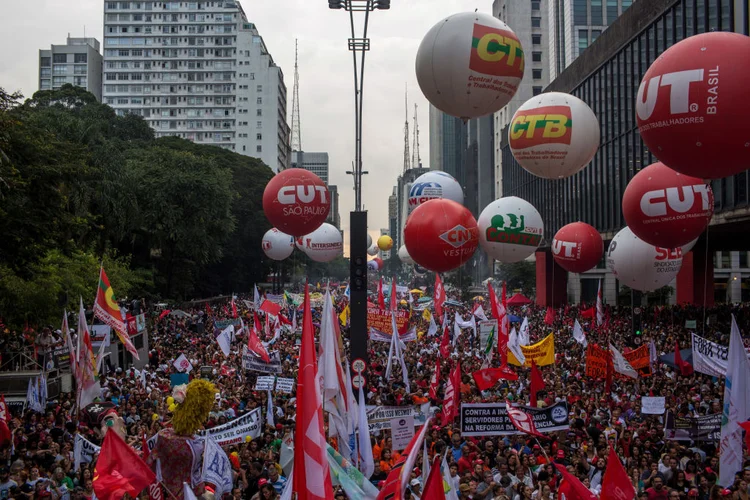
262, 168, 330, 237
636, 32, 750, 179
415, 12, 524, 119
408, 171, 465, 214
606, 227, 683, 292
681, 237, 698, 254
398, 245, 415, 265
509, 92, 600, 179
477, 197, 543, 263
552, 222, 603, 274
367, 260, 379, 271
298, 223, 342, 263
367, 233, 373, 249
404, 199, 479, 273
414, 263, 428, 275
367, 245, 379, 256
622, 162, 713, 248
261, 228, 295, 261
377, 235, 394, 251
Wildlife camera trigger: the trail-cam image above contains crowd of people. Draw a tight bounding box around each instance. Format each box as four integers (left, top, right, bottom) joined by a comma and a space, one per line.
0, 281, 749, 500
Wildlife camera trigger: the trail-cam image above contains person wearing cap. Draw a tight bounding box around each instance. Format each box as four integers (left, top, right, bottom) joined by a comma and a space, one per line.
409, 478, 422, 499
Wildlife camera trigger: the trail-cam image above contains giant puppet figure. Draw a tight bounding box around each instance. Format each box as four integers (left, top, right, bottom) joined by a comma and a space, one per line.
147, 379, 217, 499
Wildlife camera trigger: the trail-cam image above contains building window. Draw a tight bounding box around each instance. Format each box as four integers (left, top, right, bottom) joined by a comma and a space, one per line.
256, 133, 262, 140
256, 145, 262, 153
532, 86, 543, 96
74, 53, 88, 63
531, 0, 540, 10
591, 0, 603, 24
256, 109, 262, 116
573, 0, 588, 24
256, 85, 262, 92
256, 97, 262, 104
257, 121, 262, 128
532, 69, 542, 79
53, 54, 67, 63
591, 29, 601, 42
531, 17, 541, 28
578, 29, 589, 54
40, 57, 51, 67
532, 34, 542, 45
532, 51, 542, 62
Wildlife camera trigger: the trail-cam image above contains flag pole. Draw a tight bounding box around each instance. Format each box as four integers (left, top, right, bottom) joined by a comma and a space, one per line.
534, 437, 551, 465
158, 481, 178, 500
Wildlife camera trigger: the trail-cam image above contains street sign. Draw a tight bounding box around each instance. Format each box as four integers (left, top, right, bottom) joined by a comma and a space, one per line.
352, 358, 366, 373
352, 375, 366, 389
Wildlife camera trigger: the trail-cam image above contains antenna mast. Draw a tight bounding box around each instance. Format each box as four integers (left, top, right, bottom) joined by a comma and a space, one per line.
412, 103, 421, 169
290, 39, 302, 152
403, 84, 410, 174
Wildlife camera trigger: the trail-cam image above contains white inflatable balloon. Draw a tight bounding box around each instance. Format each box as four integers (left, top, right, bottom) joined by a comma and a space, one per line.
262, 228, 294, 261
367, 245, 379, 256
408, 171, 465, 214
398, 245, 415, 265
509, 92, 600, 179
367, 233, 373, 249
477, 197, 544, 263
606, 227, 683, 292
681, 237, 698, 254
367, 260, 379, 271
416, 12, 524, 119
299, 223, 343, 263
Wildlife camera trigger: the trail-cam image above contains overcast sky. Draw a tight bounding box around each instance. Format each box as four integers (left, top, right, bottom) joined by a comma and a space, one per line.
0, 0, 492, 249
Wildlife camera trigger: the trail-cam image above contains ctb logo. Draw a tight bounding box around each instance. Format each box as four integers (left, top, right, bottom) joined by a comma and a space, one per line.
469, 23, 524, 78
509, 105, 573, 149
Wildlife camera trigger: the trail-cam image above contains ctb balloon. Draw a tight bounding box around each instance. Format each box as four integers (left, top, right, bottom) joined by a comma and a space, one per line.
415, 12, 524, 119
404, 199, 479, 273
606, 227, 683, 292
622, 162, 713, 248
377, 235, 393, 251
262, 168, 330, 237
551, 222, 603, 274
477, 197, 543, 263
636, 32, 750, 179
408, 171, 464, 214
510, 92, 600, 179
261, 228, 294, 261
298, 223, 342, 263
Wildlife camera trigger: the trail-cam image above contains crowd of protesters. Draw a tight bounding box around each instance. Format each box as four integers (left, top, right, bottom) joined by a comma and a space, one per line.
0, 281, 748, 500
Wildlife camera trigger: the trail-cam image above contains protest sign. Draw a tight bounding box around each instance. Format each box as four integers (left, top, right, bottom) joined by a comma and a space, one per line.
275, 377, 295, 393
508, 334, 555, 367
173, 353, 193, 373
685, 320, 697, 329
242, 346, 282, 374
623, 345, 651, 376
214, 319, 243, 332
460, 401, 570, 437
370, 327, 416, 343
586, 344, 609, 378
148, 408, 263, 450
390, 416, 415, 451
254, 376, 276, 391
91, 325, 111, 347
367, 307, 410, 337
74, 434, 101, 471
479, 320, 498, 351
136, 313, 147, 333
52, 345, 72, 372
664, 412, 721, 441
365, 405, 432, 433
641, 396, 665, 415
691, 333, 750, 378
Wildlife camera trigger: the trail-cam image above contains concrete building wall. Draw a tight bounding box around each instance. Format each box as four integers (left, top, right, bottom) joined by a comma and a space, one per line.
39, 37, 103, 101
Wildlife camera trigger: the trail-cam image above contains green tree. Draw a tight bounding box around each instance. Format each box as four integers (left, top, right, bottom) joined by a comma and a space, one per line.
495, 261, 536, 295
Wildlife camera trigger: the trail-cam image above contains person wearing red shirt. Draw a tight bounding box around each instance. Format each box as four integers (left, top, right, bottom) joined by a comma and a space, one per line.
646, 475, 669, 500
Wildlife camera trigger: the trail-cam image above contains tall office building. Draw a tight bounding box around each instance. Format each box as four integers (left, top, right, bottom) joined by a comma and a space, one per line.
327, 185, 340, 229
428, 104, 467, 185
39, 37, 104, 101
102, 0, 290, 172
388, 186, 398, 251
548, 0, 634, 80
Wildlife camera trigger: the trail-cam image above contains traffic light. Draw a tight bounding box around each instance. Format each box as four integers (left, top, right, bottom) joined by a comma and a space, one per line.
350, 212, 368, 292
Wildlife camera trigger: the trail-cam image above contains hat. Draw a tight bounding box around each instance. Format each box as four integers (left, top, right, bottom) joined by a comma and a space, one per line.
533, 444, 541, 450
721, 490, 733, 497
557, 450, 565, 458
410, 479, 421, 487
474, 459, 484, 465
258, 479, 268, 486
82, 402, 118, 429
688, 490, 699, 497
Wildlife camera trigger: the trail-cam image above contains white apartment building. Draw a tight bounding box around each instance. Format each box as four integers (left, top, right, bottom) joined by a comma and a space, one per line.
101, 0, 290, 172
39, 37, 104, 101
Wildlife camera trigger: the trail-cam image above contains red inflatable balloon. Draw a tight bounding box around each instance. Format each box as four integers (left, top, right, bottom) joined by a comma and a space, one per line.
623, 162, 713, 248
262, 168, 330, 237
636, 32, 750, 179
552, 222, 603, 274
404, 199, 478, 273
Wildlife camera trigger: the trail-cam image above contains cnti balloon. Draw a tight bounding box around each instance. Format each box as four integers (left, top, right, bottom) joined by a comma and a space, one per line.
298, 223, 342, 263
622, 162, 713, 249
606, 227, 683, 292
261, 228, 294, 261
398, 245, 414, 265
552, 222, 603, 274
477, 197, 543, 263
636, 32, 750, 179
404, 198, 479, 273
377, 235, 394, 251
262, 168, 330, 237
367, 245, 379, 256
415, 12, 524, 120
408, 171, 464, 214
509, 92, 600, 179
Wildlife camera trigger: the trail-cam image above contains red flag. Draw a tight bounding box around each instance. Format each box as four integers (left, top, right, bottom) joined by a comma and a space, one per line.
141, 433, 149, 460
429, 357, 441, 400
439, 320, 451, 359
390, 277, 397, 312
293, 283, 334, 500
93, 429, 156, 500
253, 311, 263, 334
94, 266, 139, 360
553, 463, 598, 500
205, 302, 212, 317
580, 307, 595, 319
441, 362, 461, 427
259, 300, 282, 317
376, 418, 433, 500
544, 306, 555, 326
505, 400, 545, 439
434, 274, 445, 320
472, 368, 505, 391
530, 360, 545, 407
0, 395, 8, 422
378, 278, 386, 310
247, 323, 271, 363
601, 445, 636, 500
488, 282, 508, 366
421, 457, 447, 500
148, 484, 164, 500
674, 341, 693, 375
278, 314, 292, 326
738, 421, 750, 454
231, 297, 238, 319
157, 309, 171, 322
596, 280, 604, 326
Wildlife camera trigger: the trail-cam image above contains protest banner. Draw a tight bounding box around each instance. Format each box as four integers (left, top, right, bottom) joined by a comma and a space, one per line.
242, 346, 282, 374
365, 404, 432, 433
641, 396, 665, 415
479, 320, 498, 351
74, 434, 101, 471
215, 319, 243, 332
275, 377, 295, 393
664, 412, 721, 441
367, 307, 410, 337
91, 325, 111, 347
623, 345, 652, 376
254, 376, 276, 391
691, 333, 750, 378
460, 401, 570, 437
508, 334, 555, 367
390, 416, 415, 451
52, 345, 71, 372
136, 313, 147, 333
586, 343, 609, 379
370, 327, 416, 343
685, 320, 697, 329
147, 408, 264, 451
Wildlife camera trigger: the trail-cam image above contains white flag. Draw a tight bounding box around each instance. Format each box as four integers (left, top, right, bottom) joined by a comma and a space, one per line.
649, 339, 658, 370
357, 386, 374, 478
280, 468, 294, 500
392, 311, 410, 393
183, 483, 198, 500
172, 353, 193, 373
519, 317, 530, 346
596, 279, 604, 326
609, 343, 638, 379
215, 326, 232, 357
254, 284, 262, 309
442, 451, 460, 500
719, 315, 750, 486
453, 314, 463, 346
74, 434, 100, 472
508, 327, 526, 366
427, 312, 438, 337
573, 319, 588, 348
473, 304, 488, 321
202, 438, 233, 498
266, 389, 275, 427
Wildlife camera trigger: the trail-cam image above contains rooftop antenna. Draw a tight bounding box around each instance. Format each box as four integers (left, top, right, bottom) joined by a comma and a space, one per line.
403, 83, 410, 174
290, 39, 302, 152
412, 103, 421, 169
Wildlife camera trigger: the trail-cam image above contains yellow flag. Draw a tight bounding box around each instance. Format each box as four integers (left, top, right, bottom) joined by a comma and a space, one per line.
338, 305, 350, 325
422, 309, 432, 322
508, 333, 556, 367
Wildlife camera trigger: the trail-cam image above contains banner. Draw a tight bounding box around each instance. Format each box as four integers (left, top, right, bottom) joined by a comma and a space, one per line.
370, 327, 416, 343
136, 313, 147, 333
508, 334, 555, 367
479, 320, 498, 351
214, 319, 243, 332
623, 345, 652, 376
586, 344, 609, 378
390, 416, 415, 451
91, 325, 111, 347
242, 346, 282, 374
460, 401, 569, 437
367, 307, 409, 337
365, 405, 432, 433
254, 376, 276, 391
685, 320, 697, 329
51, 345, 72, 372
691, 333, 750, 378
664, 411, 721, 441
275, 377, 295, 393
74, 434, 101, 471
641, 396, 665, 415
147, 408, 263, 451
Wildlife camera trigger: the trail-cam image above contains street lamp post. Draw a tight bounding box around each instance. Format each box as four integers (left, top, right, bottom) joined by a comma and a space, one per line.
328, 0, 389, 379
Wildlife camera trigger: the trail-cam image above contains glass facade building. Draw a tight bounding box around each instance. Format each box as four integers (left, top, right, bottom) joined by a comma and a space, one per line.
501, 0, 750, 244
